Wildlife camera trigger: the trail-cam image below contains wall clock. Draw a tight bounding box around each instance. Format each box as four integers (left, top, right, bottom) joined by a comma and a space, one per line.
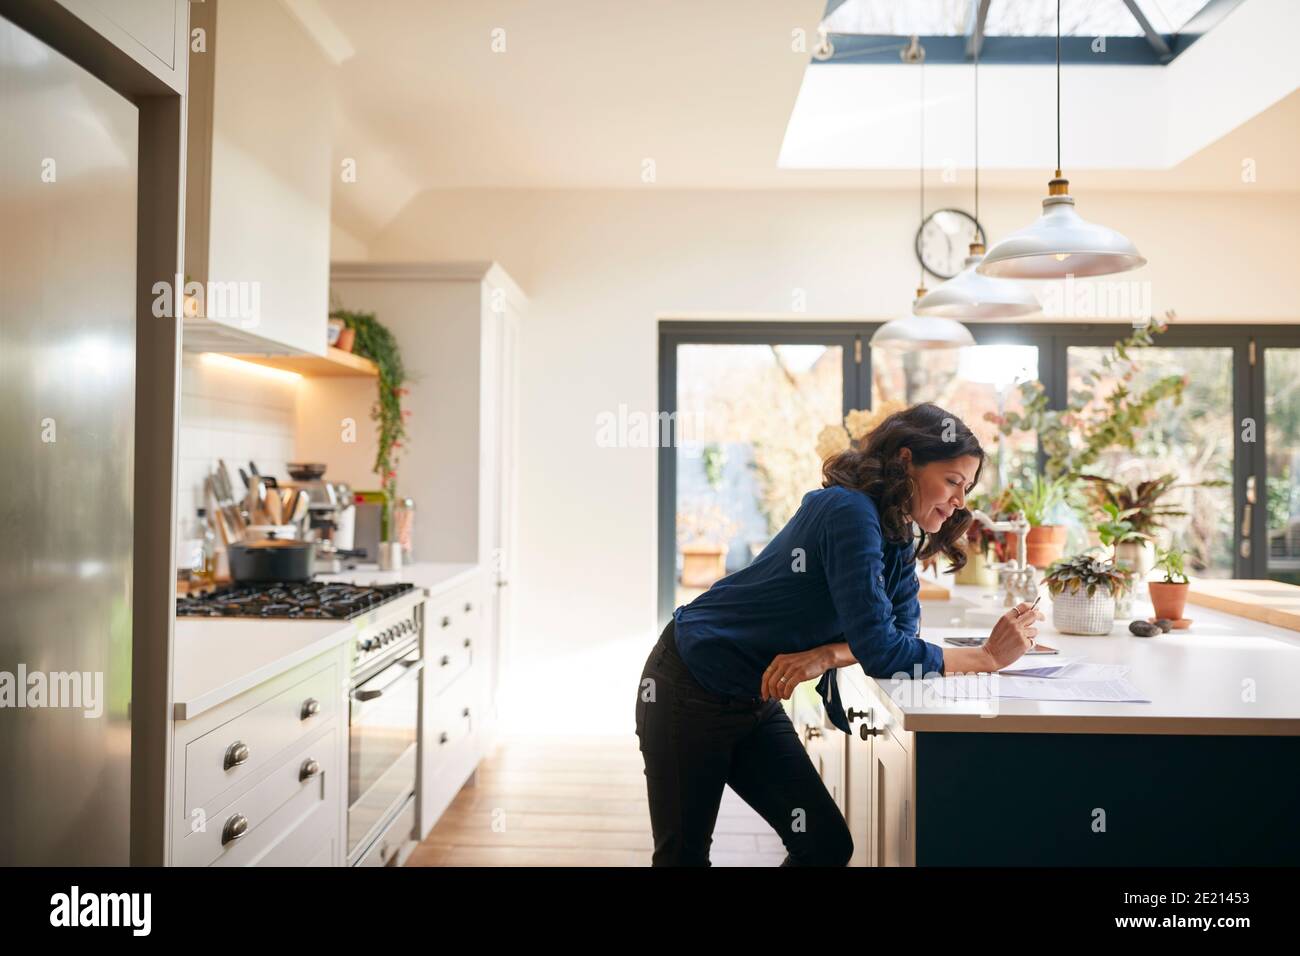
916, 208, 985, 281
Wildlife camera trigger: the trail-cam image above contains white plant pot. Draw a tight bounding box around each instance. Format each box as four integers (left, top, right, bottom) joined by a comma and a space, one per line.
1051, 587, 1116, 636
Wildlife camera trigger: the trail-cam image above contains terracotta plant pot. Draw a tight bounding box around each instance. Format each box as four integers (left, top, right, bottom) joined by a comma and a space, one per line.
336, 326, 356, 352
680, 543, 728, 589
1148, 581, 1189, 620
1025, 525, 1068, 569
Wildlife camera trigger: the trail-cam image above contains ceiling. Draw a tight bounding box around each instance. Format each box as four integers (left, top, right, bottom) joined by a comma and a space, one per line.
282, 0, 1298, 244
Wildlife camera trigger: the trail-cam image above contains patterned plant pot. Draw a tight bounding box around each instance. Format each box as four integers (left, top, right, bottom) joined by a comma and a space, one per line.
1051, 587, 1117, 635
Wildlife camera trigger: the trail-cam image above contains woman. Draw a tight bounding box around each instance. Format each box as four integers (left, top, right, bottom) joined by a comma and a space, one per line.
635, 402, 1043, 866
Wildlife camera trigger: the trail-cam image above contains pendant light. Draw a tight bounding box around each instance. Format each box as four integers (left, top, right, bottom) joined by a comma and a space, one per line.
914, 34, 1039, 319
978, 0, 1146, 279
871, 41, 975, 352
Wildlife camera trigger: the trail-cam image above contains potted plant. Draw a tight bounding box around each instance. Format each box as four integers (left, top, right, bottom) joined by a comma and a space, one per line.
677, 505, 740, 589
954, 493, 1003, 587
1005, 474, 1076, 569
1043, 553, 1133, 636
1095, 502, 1150, 616
1149, 546, 1191, 621
1080, 472, 1226, 579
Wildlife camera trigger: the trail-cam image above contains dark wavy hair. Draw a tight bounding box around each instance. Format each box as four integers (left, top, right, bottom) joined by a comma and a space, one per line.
821, 402, 985, 572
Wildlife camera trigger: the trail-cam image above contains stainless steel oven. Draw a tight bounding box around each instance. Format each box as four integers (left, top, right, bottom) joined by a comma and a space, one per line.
346, 596, 424, 866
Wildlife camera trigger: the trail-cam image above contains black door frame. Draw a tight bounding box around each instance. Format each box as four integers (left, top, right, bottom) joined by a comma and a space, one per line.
658, 320, 1300, 626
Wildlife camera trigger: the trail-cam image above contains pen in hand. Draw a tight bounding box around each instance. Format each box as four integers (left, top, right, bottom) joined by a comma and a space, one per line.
1019, 595, 1042, 649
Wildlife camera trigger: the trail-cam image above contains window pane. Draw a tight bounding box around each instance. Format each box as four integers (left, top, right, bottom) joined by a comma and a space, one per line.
1067, 346, 1234, 577
1265, 349, 1300, 584
871, 343, 1039, 496
675, 344, 843, 608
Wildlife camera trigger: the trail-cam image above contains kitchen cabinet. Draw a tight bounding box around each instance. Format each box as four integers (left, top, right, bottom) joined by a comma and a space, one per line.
837, 668, 915, 867
183, 0, 333, 356
169, 642, 348, 866
35, 0, 189, 93
417, 571, 493, 839
324, 261, 524, 744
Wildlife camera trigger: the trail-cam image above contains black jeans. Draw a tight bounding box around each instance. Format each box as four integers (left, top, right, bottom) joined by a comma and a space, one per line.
634, 619, 853, 867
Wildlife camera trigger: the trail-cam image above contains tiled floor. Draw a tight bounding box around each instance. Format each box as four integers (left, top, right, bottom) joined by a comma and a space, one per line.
405, 735, 787, 866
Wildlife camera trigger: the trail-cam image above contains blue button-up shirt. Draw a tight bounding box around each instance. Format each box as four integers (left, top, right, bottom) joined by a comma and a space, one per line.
672, 485, 945, 733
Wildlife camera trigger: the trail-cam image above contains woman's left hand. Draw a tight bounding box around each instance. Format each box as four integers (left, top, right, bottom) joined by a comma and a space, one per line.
760, 647, 835, 701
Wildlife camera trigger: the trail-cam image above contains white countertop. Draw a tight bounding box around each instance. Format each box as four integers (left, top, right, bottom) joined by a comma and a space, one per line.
851, 583, 1300, 735
173, 562, 481, 721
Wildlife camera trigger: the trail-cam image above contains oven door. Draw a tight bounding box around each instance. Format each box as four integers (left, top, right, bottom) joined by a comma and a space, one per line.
348, 642, 422, 860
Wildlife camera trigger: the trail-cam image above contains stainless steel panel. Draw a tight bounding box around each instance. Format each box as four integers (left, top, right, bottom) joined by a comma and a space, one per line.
0, 15, 138, 864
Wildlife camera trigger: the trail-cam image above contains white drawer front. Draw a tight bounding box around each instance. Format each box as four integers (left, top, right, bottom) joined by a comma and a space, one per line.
177, 724, 339, 867
184, 661, 339, 819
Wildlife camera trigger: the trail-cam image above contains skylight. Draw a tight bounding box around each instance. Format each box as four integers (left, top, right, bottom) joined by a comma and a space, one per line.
818, 0, 1240, 64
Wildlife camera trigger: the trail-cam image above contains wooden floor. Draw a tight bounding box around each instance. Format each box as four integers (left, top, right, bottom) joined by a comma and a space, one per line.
405, 735, 787, 866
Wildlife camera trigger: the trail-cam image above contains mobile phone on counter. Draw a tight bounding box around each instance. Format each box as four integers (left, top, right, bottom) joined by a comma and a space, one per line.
942, 635, 1058, 654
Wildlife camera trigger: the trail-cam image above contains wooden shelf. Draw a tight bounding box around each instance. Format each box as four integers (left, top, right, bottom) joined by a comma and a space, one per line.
227, 346, 378, 378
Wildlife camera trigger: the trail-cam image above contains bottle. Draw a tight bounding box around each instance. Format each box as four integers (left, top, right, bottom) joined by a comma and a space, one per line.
196, 508, 217, 583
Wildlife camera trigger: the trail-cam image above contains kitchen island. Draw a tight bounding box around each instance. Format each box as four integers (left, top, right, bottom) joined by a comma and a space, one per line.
830, 584, 1300, 866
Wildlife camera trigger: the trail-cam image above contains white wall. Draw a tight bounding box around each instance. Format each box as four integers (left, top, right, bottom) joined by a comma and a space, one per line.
350, 186, 1300, 733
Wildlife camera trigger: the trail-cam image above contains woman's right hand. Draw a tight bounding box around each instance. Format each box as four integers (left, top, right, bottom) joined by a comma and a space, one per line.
984, 602, 1044, 670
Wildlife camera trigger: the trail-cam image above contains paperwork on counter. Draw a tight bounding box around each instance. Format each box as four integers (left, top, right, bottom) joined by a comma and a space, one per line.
932, 658, 1152, 702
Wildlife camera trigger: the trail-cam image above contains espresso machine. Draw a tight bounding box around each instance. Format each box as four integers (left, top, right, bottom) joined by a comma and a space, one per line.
284, 463, 361, 573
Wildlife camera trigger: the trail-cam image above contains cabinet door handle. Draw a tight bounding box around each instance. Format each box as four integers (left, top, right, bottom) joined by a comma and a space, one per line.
440, 655, 450, 667
464, 602, 473, 613
300, 697, 320, 720
463, 637, 472, 648
439, 731, 449, 744
846, 707, 870, 723
221, 814, 249, 845
223, 741, 250, 770
441, 616, 451, 628
299, 758, 321, 781
859, 723, 881, 741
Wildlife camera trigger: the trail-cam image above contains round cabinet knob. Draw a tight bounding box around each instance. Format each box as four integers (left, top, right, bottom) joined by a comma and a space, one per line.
858, 723, 881, 741
441, 616, 451, 629
223, 741, 250, 770
221, 813, 249, 845
463, 637, 472, 648
439, 731, 449, 744
440, 655, 450, 667
299, 758, 321, 781
462, 706, 470, 718
300, 698, 320, 720
464, 602, 473, 613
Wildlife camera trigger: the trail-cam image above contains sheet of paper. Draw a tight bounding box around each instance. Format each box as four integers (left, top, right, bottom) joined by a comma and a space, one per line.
1049, 662, 1133, 682
932, 674, 1151, 703
997, 656, 1085, 677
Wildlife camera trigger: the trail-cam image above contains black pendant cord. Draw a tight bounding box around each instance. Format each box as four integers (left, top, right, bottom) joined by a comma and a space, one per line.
1056, 0, 1062, 176
918, 54, 925, 290
974, 34, 979, 235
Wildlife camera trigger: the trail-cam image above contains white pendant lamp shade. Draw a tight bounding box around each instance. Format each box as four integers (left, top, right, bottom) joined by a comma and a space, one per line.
914, 243, 1041, 319
870, 287, 977, 351
978, 178, 1146, 280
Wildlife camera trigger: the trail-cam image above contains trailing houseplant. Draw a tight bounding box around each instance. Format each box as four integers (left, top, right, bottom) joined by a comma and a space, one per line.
1149, 545, 1191, 621
1043, 553, 1133, 636
986, 314, 1187, 481
329, 308, 408, 535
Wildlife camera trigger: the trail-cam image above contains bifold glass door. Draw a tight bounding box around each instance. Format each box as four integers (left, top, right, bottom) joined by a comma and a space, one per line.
660, 330, 860, 622
1262, 347, 1300, 584
659, 322, 1300, 621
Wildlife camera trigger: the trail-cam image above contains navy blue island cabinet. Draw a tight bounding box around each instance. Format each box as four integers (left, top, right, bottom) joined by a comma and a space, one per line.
830, 653, 1300, 867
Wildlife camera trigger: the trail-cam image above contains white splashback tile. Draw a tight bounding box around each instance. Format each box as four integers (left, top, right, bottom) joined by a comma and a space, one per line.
176, 353, 299, 526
